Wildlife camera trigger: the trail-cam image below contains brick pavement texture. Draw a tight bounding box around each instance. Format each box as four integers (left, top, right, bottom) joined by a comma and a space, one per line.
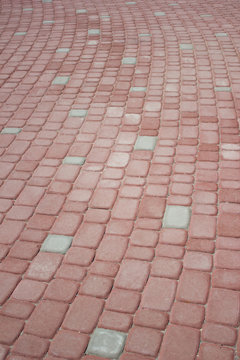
0, 0, 239, 358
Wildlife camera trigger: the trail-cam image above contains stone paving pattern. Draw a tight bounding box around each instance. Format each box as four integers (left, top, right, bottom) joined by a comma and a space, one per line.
0, 0, 239, 358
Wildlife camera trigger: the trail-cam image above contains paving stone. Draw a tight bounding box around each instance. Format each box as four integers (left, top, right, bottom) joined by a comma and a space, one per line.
130, 87, 147, 92
56, 48, 70, 52
180, 43, 193, 50
42, 0, 52, 2
122, 57, 137, 65
214, 86, 231, 92
43, 20, 55, 24
88, 29, 100, 35
14, 32, 27, 36
69, 109, 88, 117
23, 8, 33, 11
41, 235, 73, 254
52, 76, 70, 85
155, 11, 166, 16
139, 33, 151, 37
76, 9, 87, 13
163, 205, 191, 229
126, 1, 136, 4
134, 136, 157, 151
215, 32, 228, 37
1, 128, 22, 134
86, 328, 127, 358
63, 156, 86, 165
200, 14, 212, 17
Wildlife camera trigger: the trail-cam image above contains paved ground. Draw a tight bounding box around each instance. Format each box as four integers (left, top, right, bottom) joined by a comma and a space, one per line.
0, 0, 239, 359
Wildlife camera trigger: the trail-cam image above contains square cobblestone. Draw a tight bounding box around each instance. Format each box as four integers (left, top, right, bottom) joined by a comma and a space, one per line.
63, 156, 86, 165
130, 87, 147, 92
76, 9, 87, 13
52, 76, 70, 85
134, 136, 157, 151
163, 205, 191, 229
215, 32, 228, 37
155, 11, 166, 16
214, 87, 231, 92
69, 109, 87, 117
86, 328, 127, 358
88, 29, 100, 35
122, 57, 137, 65
180, 43, 193, 50
1, 128, 22, 134
14, 32, 27, 36
41, 235, 73, 254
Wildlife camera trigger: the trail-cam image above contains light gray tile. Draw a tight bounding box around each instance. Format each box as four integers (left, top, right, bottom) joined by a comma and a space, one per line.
42, 0, 52, 2
180, 43, 193, 50
139, 33, 151, 37
56, 48, 70, 53
215, 32, 228, 37
52, 76, 70, 85
134, 136, 157, 151
23, 8, 33, 11
1, 128, 22, 134
126, 1, 136, 4
214, 86, 231, 92
130, 87, 147, 92
41, 235, 73, 254
155, 11, 165, 16
163, 205, 191, 229
14, 32, 27, 36
63, 156, 86, 165
76, 9, 87, 13
88, 29, 100, 35
43, 20, 55, 24
86, 328, 127, 359
200, 14, 212, 17
122, 57, 137, 65
69, 109, 87, 117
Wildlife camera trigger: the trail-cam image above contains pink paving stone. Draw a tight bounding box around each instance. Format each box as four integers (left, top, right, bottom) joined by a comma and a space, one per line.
141, 277, 177, 311
73, 222, 105, 248
0, 315, 24, 345
63, 295, 104, 333
198, 343, 234, 360
138, 196, 166, 218
189, 214, 216, 239
0, 180, 25, 199
106, 288, 141, 314
64, 247, 95, 266
12, 279, 47, 302
202, 322, 237, 346
107, 152, 130, 168
206, 288, 240, 326
159, 228, 187, 246
24, 300, 68, 338
112, 198, 139, 220
218, 212, 240, 237
134, 308, 169, 330
90, 188, 117, 209
25, 252, 63, 281
170, 301, 205, 329
96, 235, 128, 262
1, 299, 34, 320
36, 193, 65, 215
130, 229, 158, 247
99, 310, 132, 332
115, 259, 150, 291
51, 212, 82, 236
80, 275, 113, 298
12, 334, 49, 358
49, 330, 89, 359
158, 324, 200, 360
176, 270, 210, 304
151, 257, 182, 279
183, 251, 213, 271
125, 326, 163, 357
0, 220, 25, 245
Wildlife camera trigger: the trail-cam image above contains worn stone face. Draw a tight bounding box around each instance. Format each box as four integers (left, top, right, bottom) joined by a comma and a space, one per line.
86, 328, 127, 358
163, 206, 191, 229
41, 235, 73, 254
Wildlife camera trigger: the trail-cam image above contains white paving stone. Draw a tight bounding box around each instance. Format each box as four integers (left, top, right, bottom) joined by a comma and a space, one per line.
134, 136, 157, 151
1, 128, 22, 134
163, 205, 191, 229
63, 156, 86, 165
180, 43, 193, 50
122, 57, 137, 65
130, 87, 147, 92
214, 86, 231, 92
52, 76, 70, 85
56, 48, 70, 53
76, 9, 87, 13
69, 109, 87, 117
86, 328, 127, 359
14, 32, 27, 36
155, 11, 166, 16
88, 29, 100, 35
215, 32, 228, 37
41, 235, 73, 254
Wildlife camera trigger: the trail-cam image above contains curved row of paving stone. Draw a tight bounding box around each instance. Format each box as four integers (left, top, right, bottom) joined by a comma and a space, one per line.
0, 0, 240, 359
